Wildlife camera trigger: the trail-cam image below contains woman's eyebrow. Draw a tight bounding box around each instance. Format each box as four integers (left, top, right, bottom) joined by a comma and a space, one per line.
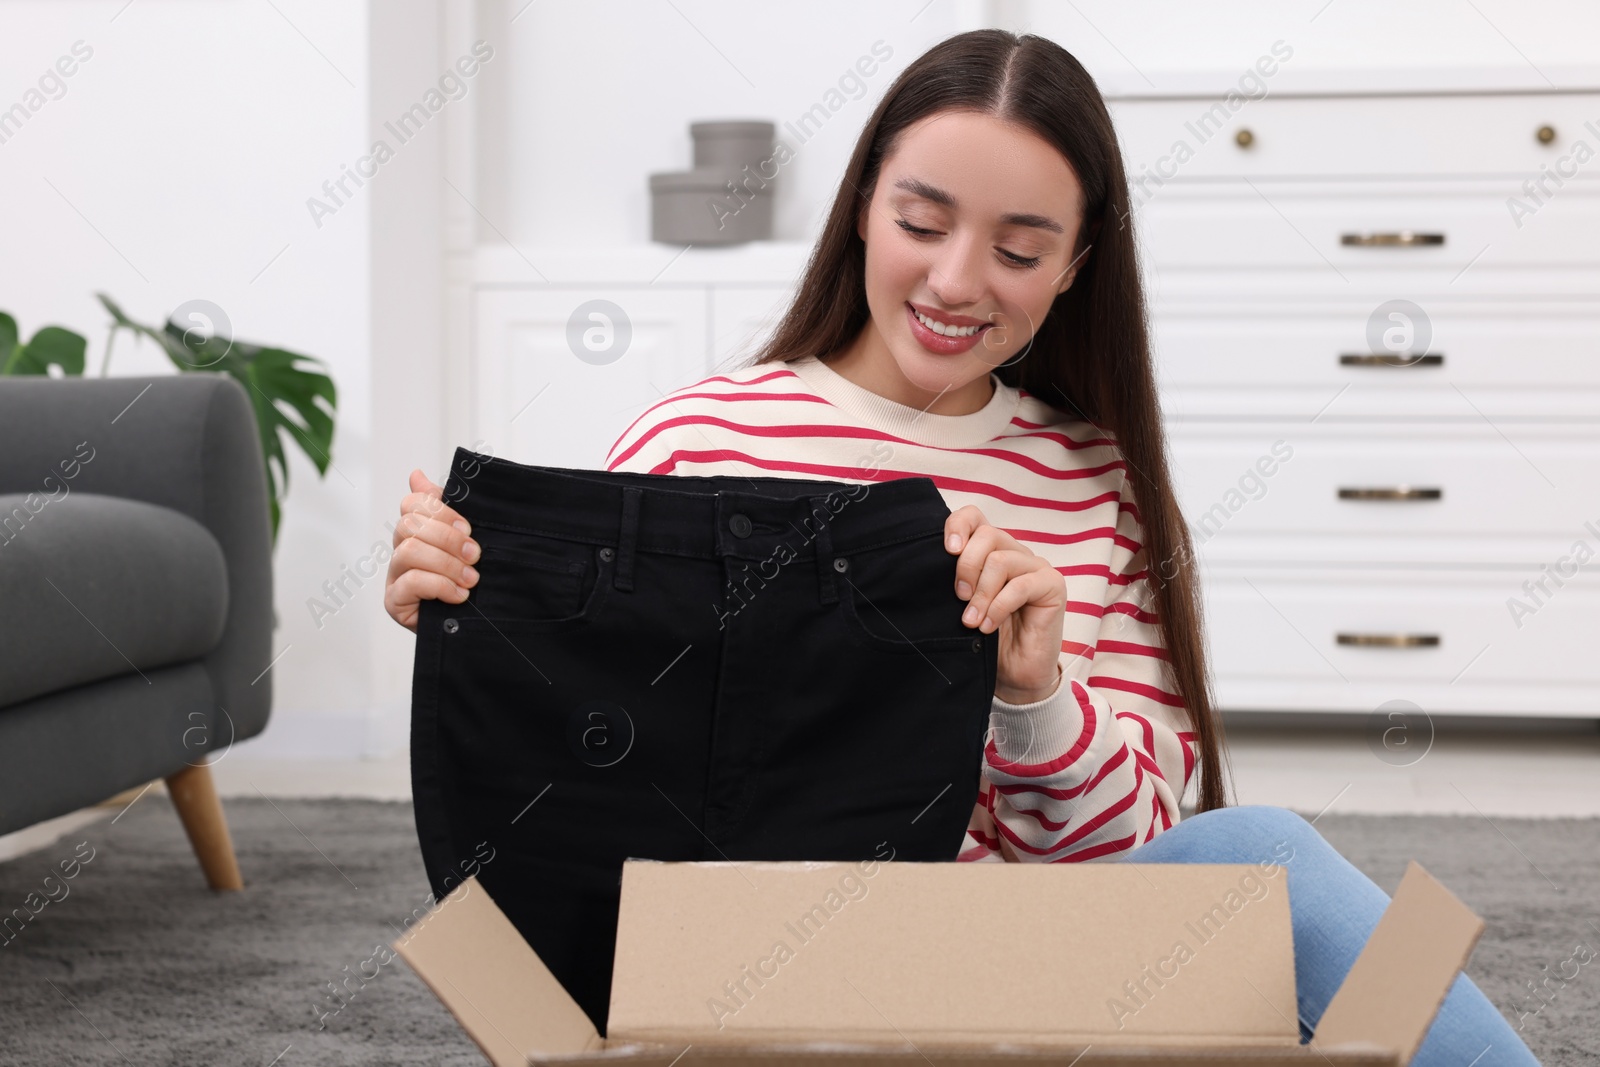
891, 176, 1065, 235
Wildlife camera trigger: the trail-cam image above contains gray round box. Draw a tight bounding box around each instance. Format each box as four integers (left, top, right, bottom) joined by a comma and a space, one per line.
691, 119, 777, 172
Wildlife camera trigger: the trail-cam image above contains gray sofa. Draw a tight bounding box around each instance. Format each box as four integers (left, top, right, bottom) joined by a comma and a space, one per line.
0, 373, 274, 888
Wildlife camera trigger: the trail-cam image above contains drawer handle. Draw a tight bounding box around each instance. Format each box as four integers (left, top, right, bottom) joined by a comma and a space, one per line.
1336, 633, 1441, 648
1340, 231, 1445, 247
1338, 486, 1442, 501
1340, 353, 1444, 367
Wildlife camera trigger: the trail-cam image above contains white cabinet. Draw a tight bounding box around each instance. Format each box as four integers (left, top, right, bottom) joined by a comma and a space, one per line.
1112, 89, 1600, 718
472, 287, 709, 471
464, 246, 806, 470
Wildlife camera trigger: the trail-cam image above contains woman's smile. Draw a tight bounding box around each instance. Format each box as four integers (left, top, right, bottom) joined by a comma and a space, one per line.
905, 300, 996, 354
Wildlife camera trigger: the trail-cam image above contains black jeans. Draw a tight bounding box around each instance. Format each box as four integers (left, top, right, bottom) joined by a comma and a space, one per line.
410, 447, 997, 1034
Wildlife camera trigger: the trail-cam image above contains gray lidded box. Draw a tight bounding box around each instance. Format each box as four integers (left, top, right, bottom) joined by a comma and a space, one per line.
690, 119, 776, 171
650, 119, 777, 245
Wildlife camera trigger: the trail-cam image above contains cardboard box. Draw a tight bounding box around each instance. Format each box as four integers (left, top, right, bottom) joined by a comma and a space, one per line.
393, 856, 1483, 1067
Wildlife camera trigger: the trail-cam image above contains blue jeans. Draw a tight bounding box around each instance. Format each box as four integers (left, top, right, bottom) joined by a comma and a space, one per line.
1104, 805, 1541, 1066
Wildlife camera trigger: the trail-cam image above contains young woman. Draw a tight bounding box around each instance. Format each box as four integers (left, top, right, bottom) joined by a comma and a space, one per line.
385, 29, 1540, 1065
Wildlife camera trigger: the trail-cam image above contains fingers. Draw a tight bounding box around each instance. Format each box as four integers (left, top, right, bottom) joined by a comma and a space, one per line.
395, 469, 470, 550
958, 548, 1035, 632
384, 567, 471, 633
386, 468, 479, 633
943, 505, 987, 555
948, 510, 1022, 606
977, 560, 1064, 634
390, 509, 478, 570
391, 566, 472, 606
409, 468, 442, 495
383, 538, 476, 634
392, 533, 479, 592
946, 504, 991, 599
945, 504, 1060, 633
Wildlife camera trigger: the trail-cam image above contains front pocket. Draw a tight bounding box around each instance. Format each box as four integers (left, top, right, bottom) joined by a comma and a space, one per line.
833, 534, 984, 656
467, 530, 599, 623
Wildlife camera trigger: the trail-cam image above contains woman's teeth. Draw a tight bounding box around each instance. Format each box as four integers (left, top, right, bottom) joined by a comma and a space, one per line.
913, 308, 987, 337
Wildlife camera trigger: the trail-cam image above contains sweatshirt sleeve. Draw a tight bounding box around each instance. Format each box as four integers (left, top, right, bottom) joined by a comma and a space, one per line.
979, 465, 1198, 862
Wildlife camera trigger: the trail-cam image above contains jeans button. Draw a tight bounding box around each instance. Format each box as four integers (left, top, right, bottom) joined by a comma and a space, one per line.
729, 513, 752, 538
444, 618, 460, 634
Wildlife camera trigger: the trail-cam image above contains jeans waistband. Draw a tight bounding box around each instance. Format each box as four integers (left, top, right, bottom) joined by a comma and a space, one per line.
440, 447, 952, 563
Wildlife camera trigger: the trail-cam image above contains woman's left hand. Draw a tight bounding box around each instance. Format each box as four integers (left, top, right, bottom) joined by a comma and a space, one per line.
945, 505, 1066, 704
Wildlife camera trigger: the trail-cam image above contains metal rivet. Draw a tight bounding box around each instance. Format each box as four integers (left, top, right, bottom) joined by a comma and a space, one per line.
444, 618, 459, 634
1537, 124, 1557, 144
1235, 127, 1254, 148
971, 637, 982, 653
599, 547, 615, 562
832, 557, 848, 572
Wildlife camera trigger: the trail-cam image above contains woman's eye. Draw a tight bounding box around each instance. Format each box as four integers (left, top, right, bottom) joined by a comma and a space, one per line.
894, 219, 1043, 271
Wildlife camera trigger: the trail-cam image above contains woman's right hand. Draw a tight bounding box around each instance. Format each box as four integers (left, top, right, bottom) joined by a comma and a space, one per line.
384, 469, 481, 633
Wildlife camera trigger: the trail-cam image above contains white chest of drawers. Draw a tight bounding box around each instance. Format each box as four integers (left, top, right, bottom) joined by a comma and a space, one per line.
1108, 88, 1600, 718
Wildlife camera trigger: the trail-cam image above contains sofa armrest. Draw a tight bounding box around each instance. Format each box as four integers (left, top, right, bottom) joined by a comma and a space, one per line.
0, 373, 274, 744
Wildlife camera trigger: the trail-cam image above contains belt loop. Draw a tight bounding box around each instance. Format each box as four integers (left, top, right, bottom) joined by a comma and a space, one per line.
615, 486, 642, 591
808, 494, 839, 605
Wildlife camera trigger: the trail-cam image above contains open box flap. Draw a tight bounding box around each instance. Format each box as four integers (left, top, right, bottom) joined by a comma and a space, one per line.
391, 876, 602, 1067
1310, 862, 1485, 1065
607, 860, 1299, 1047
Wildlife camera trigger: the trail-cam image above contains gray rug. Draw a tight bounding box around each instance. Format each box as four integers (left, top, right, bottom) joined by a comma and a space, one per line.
0, 797, 1593, 1066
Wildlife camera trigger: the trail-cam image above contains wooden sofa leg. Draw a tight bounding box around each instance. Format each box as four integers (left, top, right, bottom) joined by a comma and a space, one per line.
163, 760, 244, 891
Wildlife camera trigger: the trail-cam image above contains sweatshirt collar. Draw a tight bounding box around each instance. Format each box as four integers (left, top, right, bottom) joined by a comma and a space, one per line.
785, 354, 1020, 449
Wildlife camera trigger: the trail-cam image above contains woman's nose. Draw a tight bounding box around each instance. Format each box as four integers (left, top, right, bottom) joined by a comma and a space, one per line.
922, 233, 986, 307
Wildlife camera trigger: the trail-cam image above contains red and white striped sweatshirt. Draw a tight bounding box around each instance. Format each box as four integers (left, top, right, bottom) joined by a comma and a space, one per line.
604, 353, 1197, 862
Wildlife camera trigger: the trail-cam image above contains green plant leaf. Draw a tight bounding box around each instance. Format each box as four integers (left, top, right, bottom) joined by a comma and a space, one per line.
230, 343, 337, 545
20, 326, 88, 375
0, 316, 88, 376
0, 313, 18, 373
98, 293, 186, 366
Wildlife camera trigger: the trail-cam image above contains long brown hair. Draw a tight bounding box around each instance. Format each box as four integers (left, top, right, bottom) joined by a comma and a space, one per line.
741, 28, 1232, 812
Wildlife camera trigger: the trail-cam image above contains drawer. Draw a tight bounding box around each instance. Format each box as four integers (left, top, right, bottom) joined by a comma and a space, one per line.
1151, 300, 1600, 420
1201, 565, 1600, 715
1110, 93, 1600, 181
1129, 180, 1600, 273
1168, 423, 1600, 553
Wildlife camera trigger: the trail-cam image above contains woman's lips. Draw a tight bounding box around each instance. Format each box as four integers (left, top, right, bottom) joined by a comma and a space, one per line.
905, 302, 995, 355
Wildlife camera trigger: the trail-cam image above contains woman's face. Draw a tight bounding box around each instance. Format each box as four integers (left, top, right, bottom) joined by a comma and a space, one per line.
848, 109, 1087, 413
